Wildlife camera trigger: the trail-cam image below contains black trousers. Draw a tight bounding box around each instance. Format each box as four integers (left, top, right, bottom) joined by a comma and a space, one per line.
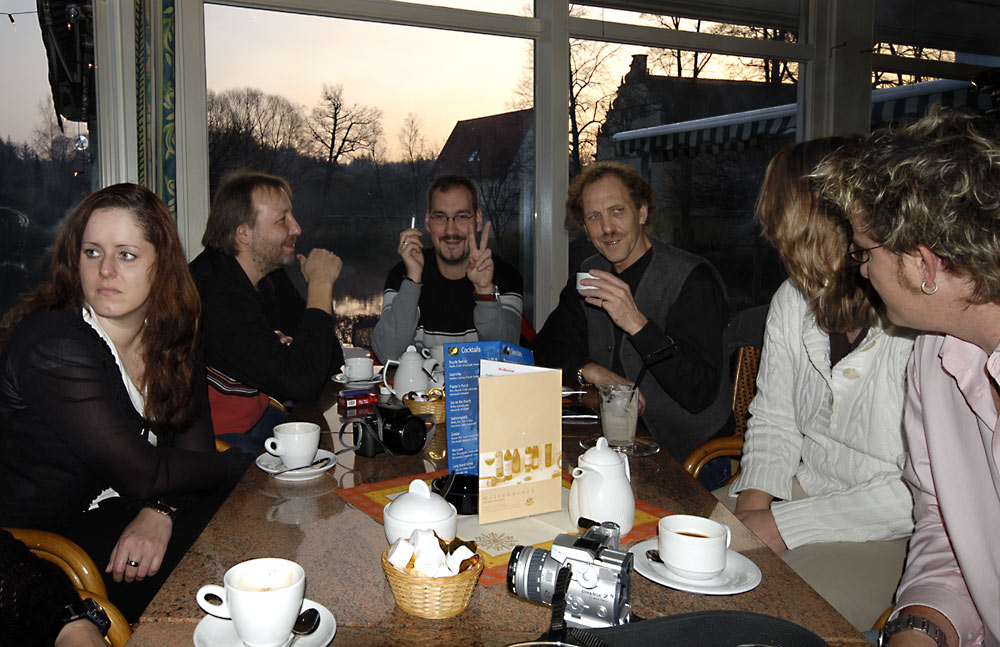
60, 484, 234, 624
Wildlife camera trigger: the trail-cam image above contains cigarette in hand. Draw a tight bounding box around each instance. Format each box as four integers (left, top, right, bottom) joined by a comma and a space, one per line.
410, 215, 416, 229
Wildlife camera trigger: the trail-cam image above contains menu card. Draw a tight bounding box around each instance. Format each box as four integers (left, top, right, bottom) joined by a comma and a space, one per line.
443, 342, 533, 475
477, 360, 562, 524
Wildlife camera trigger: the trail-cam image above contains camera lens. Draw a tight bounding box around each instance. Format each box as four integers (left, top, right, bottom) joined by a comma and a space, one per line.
392, 416, 428, 454
506, 545, 551, 604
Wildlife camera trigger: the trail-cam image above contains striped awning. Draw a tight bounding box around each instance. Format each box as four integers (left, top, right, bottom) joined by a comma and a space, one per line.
613, 80, 990, 159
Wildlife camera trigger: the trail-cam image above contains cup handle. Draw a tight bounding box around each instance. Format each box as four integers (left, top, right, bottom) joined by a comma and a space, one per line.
724, 525, 732, 548
264, 437, 281, 456
196, 584, 230, 619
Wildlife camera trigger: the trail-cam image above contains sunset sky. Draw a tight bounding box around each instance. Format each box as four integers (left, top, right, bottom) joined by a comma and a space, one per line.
0, 1, 655, 161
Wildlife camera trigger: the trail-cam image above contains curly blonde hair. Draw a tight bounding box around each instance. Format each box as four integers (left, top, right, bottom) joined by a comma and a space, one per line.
757, 137, 879, 333
815, 106, 1000, 305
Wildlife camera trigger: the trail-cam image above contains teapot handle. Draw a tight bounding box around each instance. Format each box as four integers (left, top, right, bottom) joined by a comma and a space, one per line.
623, 455, 631, 481
382, 359, 398, 392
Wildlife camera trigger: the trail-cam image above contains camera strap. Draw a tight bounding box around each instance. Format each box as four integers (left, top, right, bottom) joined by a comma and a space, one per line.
538, 564, 612, 647
336, 408, 437, 457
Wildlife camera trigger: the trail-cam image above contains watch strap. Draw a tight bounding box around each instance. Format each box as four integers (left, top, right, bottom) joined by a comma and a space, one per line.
52, 598, 111, 640
146, 499, 178, 519
473, 284, 500, 302
879, 614, 947, 647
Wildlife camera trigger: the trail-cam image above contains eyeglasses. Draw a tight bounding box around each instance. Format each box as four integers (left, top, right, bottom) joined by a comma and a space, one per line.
845, 243, 883, 264
428, 213, 474, 225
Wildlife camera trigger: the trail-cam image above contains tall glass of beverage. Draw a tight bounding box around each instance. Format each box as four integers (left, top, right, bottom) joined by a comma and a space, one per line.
598, 384, 638, 452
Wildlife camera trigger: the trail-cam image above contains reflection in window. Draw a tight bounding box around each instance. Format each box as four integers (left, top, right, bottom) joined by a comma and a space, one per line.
204, 5, 536, 340
1, 0, 96, 317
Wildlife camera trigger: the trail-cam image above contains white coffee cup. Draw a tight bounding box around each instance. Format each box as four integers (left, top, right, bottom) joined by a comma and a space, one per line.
345, 356, 374, 381
264, 422, 320, 469
657, 514, 732, 580
576, 272, 599, 291
196, 557, 305, 647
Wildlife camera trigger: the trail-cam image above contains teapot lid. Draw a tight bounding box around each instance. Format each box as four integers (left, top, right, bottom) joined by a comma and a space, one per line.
580, 436, 624, 466
399, 345, 422, 360
384, 479, 455, 523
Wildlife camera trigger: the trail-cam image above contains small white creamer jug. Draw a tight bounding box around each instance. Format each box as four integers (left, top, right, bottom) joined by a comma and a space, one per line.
568, 436, 635, 535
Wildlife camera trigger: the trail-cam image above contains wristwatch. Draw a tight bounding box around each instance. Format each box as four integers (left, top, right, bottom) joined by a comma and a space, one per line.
878, 614, 947, 647
145, 499, 178, 519
52, 598, 111, 640
473, 284, 500, 302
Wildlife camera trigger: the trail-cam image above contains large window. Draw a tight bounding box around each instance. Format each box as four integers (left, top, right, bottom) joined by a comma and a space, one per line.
1, 0, 98, 316
203, 4, 536, 341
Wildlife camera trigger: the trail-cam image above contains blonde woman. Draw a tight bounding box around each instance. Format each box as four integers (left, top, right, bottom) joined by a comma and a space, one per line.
719, 139, 915, 630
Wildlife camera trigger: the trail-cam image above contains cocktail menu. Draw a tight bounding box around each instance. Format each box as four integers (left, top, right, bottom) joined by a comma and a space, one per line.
443, 342, 533, 475
476, 360, 562, 524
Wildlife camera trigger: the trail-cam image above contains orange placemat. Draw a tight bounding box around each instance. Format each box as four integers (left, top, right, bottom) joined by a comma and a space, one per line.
336, 470, 670, 586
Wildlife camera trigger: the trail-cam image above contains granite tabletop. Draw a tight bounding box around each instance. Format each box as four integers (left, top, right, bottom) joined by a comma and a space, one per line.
126, 386, 867, 647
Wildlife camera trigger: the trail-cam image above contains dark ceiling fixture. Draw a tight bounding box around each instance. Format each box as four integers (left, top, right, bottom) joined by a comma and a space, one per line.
36, 0, 95, 130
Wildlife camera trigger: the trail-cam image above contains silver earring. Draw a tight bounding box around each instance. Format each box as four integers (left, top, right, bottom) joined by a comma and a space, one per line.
921, 280, 938, 295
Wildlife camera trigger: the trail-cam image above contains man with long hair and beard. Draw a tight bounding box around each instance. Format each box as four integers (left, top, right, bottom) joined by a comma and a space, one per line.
190, 171, 345, 452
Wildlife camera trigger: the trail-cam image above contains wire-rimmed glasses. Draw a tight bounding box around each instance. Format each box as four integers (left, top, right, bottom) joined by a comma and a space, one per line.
845, 242, 882, 264
428, 212, 474, 225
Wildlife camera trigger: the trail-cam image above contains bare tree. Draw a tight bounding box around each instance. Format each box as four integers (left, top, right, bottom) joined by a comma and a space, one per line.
206, 87, 307, 191
871, 43, 952, 88
569, 38, 621, 176
398, 113, 433, 218
307, 83, 383, 210
642, 15, 713, 78
710, 24, 798, 85
31, 98, 74, 165
508, 7, 620, 177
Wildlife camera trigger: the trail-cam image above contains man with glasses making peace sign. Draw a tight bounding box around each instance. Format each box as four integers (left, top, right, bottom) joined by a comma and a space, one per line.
372, 175, 523, 363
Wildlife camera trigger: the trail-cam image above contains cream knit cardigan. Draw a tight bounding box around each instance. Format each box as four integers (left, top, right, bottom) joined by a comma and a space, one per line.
728, 280, 916, 549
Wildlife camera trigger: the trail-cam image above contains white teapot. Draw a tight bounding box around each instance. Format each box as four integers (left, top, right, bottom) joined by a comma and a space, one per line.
568, 437, 635, 535
383, 345, 434, 396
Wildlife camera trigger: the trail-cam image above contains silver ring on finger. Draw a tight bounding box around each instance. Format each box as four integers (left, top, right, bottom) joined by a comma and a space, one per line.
127, 559, 140, 568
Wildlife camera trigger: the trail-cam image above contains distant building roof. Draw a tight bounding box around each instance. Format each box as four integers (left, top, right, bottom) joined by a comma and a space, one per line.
434, 108, 533, 179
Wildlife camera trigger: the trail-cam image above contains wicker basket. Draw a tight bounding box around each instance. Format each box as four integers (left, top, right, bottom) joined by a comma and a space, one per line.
380, 547, 483, 619
402, 391, 446, 424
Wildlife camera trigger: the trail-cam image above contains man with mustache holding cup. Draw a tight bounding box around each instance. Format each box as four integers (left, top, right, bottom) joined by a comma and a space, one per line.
533, 162, 732, 471
191, 171, 345, 452
373, 175, 523, 363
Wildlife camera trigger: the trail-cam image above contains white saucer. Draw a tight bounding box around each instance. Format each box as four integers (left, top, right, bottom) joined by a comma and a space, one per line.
332, 373, 382, 387
256, 449, 337, 482
629, 537, 762, 595
194, 598, 335, 647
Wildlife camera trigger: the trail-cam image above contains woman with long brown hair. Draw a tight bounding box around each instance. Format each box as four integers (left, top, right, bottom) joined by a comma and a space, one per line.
718, 138, 915, 630
0, 183, 250, 623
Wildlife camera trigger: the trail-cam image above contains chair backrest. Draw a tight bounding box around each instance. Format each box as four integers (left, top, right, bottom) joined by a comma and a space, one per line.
731, 345, 761, 438
7, 527, 108, 598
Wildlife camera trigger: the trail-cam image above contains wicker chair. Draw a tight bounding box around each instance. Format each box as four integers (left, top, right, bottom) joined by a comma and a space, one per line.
683, 345, 761, 479
6, 527, 133, 646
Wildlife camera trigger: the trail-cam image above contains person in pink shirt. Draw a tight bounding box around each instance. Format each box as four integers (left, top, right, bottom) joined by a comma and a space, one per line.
816, 107, 1000, 647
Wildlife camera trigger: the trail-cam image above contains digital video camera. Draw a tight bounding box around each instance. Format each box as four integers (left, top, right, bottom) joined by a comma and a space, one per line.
506, 521, 633, 629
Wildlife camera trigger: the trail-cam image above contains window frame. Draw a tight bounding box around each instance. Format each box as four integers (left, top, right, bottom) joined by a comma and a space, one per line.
155, 0, 986, 324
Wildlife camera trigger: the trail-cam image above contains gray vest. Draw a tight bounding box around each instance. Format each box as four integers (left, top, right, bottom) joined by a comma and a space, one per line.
582, 238, 732, 460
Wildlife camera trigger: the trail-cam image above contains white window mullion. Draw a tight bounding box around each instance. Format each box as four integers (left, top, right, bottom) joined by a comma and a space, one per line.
93, 0, 138, 186
175, 0, 210, 259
